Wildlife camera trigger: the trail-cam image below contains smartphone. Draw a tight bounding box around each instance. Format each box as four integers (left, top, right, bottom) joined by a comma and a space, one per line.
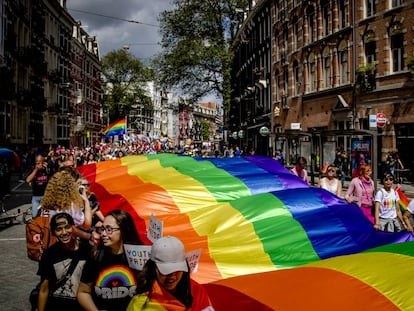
79, 185, 85, 195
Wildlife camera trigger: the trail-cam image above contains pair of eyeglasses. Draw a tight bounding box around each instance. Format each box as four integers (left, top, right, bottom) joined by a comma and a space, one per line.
384, 177, 394, 182
95, 226, 120, 235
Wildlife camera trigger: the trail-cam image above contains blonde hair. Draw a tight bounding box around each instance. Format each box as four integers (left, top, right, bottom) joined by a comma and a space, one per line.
41, 170, 83, 211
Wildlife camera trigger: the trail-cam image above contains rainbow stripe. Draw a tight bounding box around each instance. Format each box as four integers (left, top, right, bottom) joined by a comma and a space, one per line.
206, 243, 414, 310
102, 117, 126, 137
96, 265, 136, 287
78, 154, 414, 310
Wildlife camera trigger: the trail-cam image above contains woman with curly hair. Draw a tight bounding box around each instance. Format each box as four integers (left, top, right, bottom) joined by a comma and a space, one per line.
40, 170, 92, 235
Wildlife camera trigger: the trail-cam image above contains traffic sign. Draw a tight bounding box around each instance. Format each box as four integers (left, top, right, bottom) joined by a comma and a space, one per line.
369, 114, 377, 128
376, 113, 387, 128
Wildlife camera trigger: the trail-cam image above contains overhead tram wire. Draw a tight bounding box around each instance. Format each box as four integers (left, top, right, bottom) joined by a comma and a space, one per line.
68, 8, 159, 27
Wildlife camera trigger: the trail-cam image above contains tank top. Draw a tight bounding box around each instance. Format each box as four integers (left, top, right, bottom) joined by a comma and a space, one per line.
321, 178, 339, 195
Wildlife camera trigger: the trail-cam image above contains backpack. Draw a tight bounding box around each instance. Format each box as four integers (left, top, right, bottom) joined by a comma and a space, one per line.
25, 210, 57, 261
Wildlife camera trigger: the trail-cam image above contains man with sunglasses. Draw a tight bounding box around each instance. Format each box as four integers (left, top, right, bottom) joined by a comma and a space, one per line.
373, 172, 407, 232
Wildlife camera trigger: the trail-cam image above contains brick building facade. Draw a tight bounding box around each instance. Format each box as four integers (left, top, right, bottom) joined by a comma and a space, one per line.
231, 0, 414, 178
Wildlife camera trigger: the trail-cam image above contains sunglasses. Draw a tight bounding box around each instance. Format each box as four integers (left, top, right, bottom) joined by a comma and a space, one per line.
384, 177, 393, 182
327, 169, 335, 173
81, 183, 90, 186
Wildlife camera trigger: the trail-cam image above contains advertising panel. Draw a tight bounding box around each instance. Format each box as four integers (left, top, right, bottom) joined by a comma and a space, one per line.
351, 139, 372, 177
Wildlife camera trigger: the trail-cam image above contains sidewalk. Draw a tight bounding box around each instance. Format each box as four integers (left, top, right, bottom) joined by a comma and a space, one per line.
0, 172, 37, 311
0, 205, 38, 311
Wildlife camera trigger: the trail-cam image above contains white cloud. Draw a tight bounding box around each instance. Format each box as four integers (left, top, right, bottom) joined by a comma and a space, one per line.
66, 1, 222, 104
66, 0, 172, 60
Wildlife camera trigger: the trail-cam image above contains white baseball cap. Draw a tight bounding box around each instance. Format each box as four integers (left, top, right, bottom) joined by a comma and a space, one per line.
150, 236, 188, 275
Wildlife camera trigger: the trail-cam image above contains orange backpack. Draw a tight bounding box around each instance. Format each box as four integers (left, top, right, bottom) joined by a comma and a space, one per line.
25, 210, 57, 261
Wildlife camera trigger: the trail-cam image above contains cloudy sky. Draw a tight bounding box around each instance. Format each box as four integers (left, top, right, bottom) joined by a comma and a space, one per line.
66, 0, 173, 62
66, 0, 220, 103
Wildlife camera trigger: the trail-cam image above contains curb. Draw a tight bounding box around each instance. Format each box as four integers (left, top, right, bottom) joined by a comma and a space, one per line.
8, 203, 31, 215
0, 204, 31, 225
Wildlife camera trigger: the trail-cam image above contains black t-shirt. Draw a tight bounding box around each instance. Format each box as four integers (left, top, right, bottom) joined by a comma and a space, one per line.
32, 168, 52, 196
80, 251, 137, 311
37, 240, 91, 311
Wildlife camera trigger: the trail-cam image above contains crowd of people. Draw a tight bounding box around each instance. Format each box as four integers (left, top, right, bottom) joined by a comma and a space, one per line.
276, 145, 412, 234
2, 140, 411, 310
22, 143, 215, 311
36, 211, 213, 310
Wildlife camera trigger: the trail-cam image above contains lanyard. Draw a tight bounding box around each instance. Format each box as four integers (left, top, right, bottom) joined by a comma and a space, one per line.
360, 178, 372, 201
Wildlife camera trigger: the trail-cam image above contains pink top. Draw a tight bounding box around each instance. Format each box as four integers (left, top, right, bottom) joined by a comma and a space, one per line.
291, 166, 308, 183
345, 176, 375, 207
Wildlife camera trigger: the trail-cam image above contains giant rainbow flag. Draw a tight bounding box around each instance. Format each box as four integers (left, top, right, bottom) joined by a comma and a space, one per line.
102, 117, 126, 137
78, 154, 414, 310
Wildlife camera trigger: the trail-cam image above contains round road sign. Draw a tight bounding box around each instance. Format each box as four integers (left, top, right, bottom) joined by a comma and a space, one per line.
376, 113, 387, 128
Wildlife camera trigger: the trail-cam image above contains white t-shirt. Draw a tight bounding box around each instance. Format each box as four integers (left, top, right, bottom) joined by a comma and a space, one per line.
374, 188, 399, 219
48, 203, 85, 226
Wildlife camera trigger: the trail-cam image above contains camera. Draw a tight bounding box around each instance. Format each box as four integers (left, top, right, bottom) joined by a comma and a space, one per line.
79, 185, 85, 195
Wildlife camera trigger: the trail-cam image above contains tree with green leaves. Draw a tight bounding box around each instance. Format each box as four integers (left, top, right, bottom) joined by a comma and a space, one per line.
101, 49, 154, 122
155, 0, 247, 110
201, 119, 211, 141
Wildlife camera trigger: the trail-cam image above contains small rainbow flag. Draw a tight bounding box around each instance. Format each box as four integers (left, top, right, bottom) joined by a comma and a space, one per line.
102, 117, 126, 137
395, 185, 411, 211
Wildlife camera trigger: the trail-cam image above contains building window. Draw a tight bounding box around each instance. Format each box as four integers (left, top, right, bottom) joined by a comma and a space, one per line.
391, 0, 404, 8
0, 102, 11, 136
275, 70, 280, 101
366, 0, 375, 17
292, 17, 298, 51
339, 1, 347, 28
283, 69, 288, 97
322, 1, 329, 36
274, 0, 279, 21
338, 41, 348, 85
323, 47, 330, 88
390, 23, 404, 72
308, 53, 316, 91
363, 31, 376, 64
293, 61, 300, 95
57, 118, 69, 141
276, 34, 280, 62
307, 7, 315, 43
283, 26, 288, 58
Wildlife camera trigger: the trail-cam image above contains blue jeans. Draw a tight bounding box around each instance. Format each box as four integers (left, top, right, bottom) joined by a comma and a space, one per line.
31, 196, 43, 218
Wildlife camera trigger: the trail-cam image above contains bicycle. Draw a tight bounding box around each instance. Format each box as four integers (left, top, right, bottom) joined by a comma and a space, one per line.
0, 195, 23, 226
22, 205, 33, 224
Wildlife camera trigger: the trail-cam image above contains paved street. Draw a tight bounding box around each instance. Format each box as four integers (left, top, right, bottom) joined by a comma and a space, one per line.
0, 174, 37, 311
0, 171, 413, 310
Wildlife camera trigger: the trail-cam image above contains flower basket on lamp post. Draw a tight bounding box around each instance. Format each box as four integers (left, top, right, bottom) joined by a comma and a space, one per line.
355, 62, 376, 93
